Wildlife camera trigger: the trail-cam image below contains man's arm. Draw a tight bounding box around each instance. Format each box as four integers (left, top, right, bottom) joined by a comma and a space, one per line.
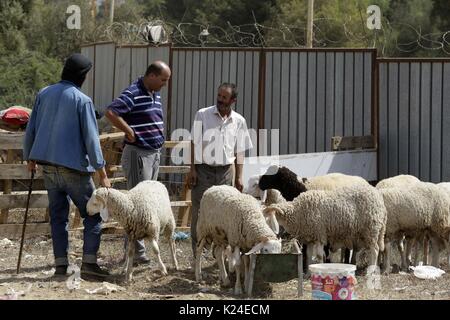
23, 95, 40, 172
187, 140, 197, 189
104, 109, 136, 143
80, 101, 111, 187
187, 111, 203, 189
234, 119, 253, 192
234, 152, 244, 192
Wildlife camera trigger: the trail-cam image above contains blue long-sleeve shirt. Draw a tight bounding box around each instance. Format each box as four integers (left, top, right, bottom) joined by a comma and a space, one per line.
23, 80, 105, 173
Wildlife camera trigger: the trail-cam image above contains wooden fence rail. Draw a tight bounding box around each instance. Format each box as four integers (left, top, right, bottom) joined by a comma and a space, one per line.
0, 131, 192, 239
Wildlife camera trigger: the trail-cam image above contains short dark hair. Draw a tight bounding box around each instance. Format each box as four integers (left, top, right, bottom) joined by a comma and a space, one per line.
145, 63, 163, 76
218, 82, 238, 100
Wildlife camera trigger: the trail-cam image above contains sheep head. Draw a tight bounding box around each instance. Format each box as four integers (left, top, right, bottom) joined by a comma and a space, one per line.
245, 237, 282, 255
258, 166, 306, 201
263, 204, 293, 233
244, 175, 266, 201
86, 188, 109, 215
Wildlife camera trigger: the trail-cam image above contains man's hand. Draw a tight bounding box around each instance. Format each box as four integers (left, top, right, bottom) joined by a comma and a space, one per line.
187, 168, 197, 189
27, 161, 37, 172
99, 176, 111, 188
96, 168, 111, 188
125, 130, 136, 143
235, 177, 244, 193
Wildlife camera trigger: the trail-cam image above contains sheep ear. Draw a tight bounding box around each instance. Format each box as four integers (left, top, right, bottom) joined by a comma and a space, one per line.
260, 189, 267, 203
265, 212, 279, 235
246, 242, 265, 255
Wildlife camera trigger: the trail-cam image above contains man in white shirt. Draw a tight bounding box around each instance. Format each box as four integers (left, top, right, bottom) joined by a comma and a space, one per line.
187, 83, 253, 258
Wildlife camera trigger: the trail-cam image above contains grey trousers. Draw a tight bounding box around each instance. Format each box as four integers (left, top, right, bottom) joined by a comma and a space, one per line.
191, 164, 233, 257
121, 144, 160, 258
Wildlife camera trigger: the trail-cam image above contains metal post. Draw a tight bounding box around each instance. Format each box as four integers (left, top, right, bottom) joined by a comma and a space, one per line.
306, 0, 314, 48
110, 0, 115, 24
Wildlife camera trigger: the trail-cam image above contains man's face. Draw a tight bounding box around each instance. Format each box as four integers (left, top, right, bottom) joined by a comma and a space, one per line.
217, 86, 235, 111
148, 68, 171, 91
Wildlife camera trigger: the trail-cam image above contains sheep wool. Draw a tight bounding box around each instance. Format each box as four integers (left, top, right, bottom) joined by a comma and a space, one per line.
267, 185, 387, 267
197, 185, 278, 251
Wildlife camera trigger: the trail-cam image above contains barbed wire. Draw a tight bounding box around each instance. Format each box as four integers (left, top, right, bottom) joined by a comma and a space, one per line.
76, 17, 450, 56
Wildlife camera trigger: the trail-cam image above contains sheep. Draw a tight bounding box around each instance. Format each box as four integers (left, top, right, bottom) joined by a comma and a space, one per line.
377, 182, 450, 273
265, 189, 287, 206
195, 185, 281, 295
436, 182, 450, 266
257, 166, 370, 263
86, 180, 178, 283
244, 175, 286, 205
263, 185, 387, 273
258, 166, 370, 200
376, 175, 424, 269
376, 174, 420, 189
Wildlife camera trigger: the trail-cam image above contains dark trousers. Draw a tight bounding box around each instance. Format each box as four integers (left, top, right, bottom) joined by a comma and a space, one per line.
190, 164, 233, 257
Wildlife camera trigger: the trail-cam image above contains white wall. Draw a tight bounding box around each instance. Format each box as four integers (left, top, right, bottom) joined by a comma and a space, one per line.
242, 149, 377, 189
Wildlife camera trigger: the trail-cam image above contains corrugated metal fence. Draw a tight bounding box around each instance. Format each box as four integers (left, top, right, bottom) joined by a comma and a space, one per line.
81, 43, 376, 156
80, 43, 450, 182
378, 59, 450, 182
81, 42, 171, 120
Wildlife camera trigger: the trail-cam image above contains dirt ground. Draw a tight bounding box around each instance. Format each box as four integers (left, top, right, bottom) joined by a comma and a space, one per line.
1, 230, 450, 300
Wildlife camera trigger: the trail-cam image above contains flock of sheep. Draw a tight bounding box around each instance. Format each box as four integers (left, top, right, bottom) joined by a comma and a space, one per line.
85, 168, 450, 295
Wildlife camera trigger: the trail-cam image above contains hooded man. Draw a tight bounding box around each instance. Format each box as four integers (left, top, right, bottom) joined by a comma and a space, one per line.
23, 53, 111, 279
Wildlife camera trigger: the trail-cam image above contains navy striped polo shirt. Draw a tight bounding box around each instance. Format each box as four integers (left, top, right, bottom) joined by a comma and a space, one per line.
107, 77, 165, 150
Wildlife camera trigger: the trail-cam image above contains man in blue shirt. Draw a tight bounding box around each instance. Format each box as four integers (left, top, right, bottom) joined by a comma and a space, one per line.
23, 53, 111, 279
105, 61, 171, 264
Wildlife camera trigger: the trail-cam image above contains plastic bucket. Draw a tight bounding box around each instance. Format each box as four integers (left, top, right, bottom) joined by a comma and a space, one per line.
309, 263, 357, 300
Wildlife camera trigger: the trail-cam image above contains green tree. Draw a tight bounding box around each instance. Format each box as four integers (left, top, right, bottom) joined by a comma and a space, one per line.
0, 50, 61, 109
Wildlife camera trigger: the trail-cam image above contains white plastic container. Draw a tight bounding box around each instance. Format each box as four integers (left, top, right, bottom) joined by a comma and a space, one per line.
309, 263, 357, 300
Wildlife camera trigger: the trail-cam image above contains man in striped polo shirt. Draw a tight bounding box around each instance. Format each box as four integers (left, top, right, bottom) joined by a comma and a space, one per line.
105, 61, 171, 264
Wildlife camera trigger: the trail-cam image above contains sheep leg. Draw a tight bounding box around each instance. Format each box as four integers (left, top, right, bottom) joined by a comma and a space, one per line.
195, 238, 206, 282
233, 247, 243, 295
405, 237, 415, 267
215, 246, 230, 287
423, 236, 429, 265
243, 255, 249, 294
447, 234, 450, 266
168, 235, 179, 271
383, 241, 391, 274
397, 239, 407, 271
149, 239, 168, 275
305, 244, 314, 277
430, 236, 441, 268
124, 236, 136, 283
340, 249, 346, 263
367, 245, 379, 268
350, 247, 358, 265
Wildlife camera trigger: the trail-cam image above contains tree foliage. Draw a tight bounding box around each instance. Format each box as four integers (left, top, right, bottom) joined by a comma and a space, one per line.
0, 0, 449, 109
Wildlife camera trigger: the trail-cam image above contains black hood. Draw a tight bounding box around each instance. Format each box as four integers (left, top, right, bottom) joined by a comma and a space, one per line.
61, 53, 92, 87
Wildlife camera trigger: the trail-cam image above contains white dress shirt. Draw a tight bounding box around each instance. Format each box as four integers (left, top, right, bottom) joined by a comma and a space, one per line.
192, 105, 253, 166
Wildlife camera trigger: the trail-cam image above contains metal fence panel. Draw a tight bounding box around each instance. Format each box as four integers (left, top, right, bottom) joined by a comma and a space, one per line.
379, 60, 450, 182
80, 46, 95, 98
264, 49, 374, 155
94, 43, 115, 110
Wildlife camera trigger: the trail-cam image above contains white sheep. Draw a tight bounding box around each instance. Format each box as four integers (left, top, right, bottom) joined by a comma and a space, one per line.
86, 181, 178, 282
264, 185, 387, 272
436, 182, 450, 266
376, 174, 420, 189
195, 185, 281, 295
377, 182, 450, 273
303, 172, 370, 190
376, 175, 424, 270
255, 166, 371, 264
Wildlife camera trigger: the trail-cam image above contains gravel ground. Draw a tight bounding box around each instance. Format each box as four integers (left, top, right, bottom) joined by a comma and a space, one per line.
1, 232, 449, 300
